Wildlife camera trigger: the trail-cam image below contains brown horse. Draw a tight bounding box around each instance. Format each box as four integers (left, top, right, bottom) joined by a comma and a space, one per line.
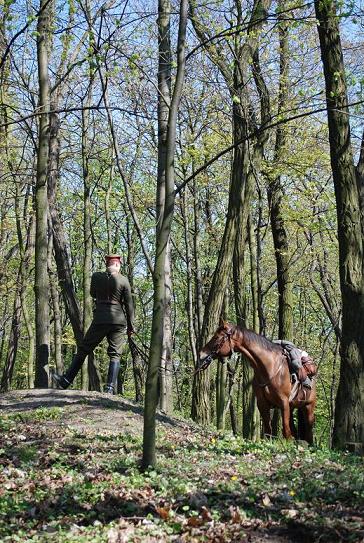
199, 322, 316, 443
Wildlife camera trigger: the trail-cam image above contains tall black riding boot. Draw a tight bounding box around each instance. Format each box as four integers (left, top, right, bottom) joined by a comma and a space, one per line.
104, 360, 120, 394
53, 352, 86, 389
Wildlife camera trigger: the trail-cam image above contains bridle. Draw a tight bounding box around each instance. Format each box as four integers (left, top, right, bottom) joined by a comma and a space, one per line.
197, 328, 234, 372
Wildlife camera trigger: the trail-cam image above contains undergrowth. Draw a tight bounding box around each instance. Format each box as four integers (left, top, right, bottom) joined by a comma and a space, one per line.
0, 406, 363, 542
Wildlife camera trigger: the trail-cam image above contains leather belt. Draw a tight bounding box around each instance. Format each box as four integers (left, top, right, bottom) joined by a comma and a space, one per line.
96, 300, 120, 305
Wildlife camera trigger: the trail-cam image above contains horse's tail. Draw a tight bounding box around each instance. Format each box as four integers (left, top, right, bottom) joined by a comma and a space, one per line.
297, 408, 306, 440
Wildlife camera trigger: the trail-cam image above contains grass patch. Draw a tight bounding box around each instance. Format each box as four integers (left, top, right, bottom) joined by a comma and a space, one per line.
0, 408, 362, 542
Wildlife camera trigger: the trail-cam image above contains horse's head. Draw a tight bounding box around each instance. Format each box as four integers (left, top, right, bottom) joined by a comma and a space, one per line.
198, 321, 235, 370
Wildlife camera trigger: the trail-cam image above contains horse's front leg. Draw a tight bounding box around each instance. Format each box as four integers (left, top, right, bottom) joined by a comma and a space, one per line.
281, 400, 292, 439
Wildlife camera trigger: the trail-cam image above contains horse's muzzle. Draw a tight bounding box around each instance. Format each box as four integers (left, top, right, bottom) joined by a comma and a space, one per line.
198, 353, 212, 370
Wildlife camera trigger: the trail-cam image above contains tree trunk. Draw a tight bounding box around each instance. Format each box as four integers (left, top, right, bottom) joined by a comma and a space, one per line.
268, 2, 293, 341
22, 289, 35, 389
47, 107, 83, 345
34, 0, 51, 387
216, 361, 227, 430
240, 214, 260, 440
159, 241, 174, 413
216, 289, 229, 430
314, 0, 364, 448
181, 190, 198, 368
192, 105, 249, 424
192, 177, 203, 344
1, 200, 35, 390
81, 90, 93, 391
190, 0, 271, 424
0, 284, 22, 391
48, 231, 63, 375
125, 217, 144, 401
155, 0, 173, 415
142, 0, 188, 469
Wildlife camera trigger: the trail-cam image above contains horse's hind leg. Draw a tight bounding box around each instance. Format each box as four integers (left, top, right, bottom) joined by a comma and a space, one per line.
297, 408, 306, 441
301, 404, 315, 445
290, 408, 298, 439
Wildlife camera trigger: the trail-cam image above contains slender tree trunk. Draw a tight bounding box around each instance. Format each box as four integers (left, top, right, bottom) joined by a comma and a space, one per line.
1, 202, 34, 391
125, 217, 144, 401
268, 2, 293, 341
155, 0, 173, 415
181, 190, 198, 367
105, 148, 114, 254
192, 105, 249, 424
0, 282, 22, 391
47, 107, 83, 345
142, 0, 188, 469
240, 214, 260, 439
81, 87, 93, 391
34, 0, 51, 387
315, 0, 364, 448
48, 231, 63, 375
216, 361, 227, 430
192, 177, 203, 343
249, 216, 259, 333
159, 241, 173, 413
22, 290, 35, 389
216, 289, 229, 430
229, 366, 238, 435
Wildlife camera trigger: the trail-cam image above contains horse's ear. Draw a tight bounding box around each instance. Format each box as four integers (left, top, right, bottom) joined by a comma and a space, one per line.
219, 318, 226, 328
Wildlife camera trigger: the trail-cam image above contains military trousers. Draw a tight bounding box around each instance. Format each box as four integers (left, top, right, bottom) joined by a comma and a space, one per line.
78, 321, 126, 362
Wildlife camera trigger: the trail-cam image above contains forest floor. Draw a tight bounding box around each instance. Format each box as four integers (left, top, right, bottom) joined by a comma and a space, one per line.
0, 390, 363, 543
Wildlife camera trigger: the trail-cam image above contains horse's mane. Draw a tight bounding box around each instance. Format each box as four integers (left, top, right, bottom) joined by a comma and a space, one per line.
232, 325, 282, 353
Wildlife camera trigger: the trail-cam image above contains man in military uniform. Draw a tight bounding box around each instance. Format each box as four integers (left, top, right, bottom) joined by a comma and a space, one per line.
53, 254, 134, 394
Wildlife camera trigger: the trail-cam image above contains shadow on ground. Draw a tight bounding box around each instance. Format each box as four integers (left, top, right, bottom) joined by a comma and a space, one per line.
0, 389, 196, 431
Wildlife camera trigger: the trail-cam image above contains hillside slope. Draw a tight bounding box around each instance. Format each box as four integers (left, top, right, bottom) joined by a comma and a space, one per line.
0, 390, 363, 542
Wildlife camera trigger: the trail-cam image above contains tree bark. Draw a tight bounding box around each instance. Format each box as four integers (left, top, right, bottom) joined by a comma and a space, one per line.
34, 0, 51, 387
314, 0, 364, 447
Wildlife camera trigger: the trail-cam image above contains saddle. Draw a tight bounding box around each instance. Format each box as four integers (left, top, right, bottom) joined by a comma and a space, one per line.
283, 352, 317, 383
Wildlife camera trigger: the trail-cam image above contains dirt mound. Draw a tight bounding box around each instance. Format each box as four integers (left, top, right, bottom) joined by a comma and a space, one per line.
0, 389, 196, 435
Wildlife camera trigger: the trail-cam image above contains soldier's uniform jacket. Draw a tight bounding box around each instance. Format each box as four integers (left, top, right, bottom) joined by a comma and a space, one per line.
90, 272, 134, 326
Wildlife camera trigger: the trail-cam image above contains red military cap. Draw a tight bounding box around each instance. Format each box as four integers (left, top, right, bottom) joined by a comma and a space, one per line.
105, 254, 122, 264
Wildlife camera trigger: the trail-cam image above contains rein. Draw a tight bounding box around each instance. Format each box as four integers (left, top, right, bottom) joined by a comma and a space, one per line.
194, 330, 233, 375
